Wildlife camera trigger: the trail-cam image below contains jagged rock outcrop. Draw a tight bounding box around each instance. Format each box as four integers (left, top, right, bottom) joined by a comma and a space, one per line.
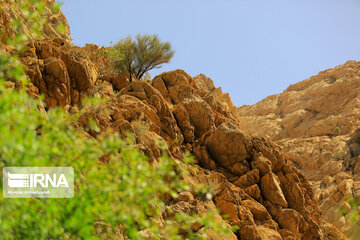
9, 39, 345, 238
16, 38, 102, 108
237, 60, 360, 236
2, 2, 347, 237
194, 74, 240, 125
70, 68, 343, 239
238, 60, 360, 140
193, 121, 343, 240
0, 0, 71, 45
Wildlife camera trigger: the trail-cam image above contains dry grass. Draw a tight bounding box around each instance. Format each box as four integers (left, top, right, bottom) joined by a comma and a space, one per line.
190, 178, 221, 201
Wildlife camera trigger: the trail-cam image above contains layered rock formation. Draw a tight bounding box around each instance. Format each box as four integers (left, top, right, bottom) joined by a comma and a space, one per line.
237, 60, 360, 236
1, 2, 349, 239
18, 38, 101, 108
15, 41, 344, 237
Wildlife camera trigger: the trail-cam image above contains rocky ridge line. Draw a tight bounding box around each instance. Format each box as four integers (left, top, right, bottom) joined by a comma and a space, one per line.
237, 60, 360, 236
2, 36, 343, 239
1, 2, 347, 238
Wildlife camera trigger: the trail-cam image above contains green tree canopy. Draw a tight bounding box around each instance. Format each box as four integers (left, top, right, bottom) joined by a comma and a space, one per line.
109, 34, 174, 82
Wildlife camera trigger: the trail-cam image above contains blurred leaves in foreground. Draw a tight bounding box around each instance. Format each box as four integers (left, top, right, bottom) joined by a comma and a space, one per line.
0, 0, 232, 239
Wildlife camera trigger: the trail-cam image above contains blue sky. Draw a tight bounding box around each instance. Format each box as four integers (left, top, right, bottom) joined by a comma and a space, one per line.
58, 0, 360, 106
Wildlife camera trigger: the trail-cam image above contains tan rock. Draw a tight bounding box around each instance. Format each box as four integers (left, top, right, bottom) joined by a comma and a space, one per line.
101, 75, 129, 91
43, 57, 71, 107
0, 0, 71, 45
193, 73, 215, 95
243, 199, 271, 221
237, 60, 360, 236
256, 226, 283, 240
177, 191, 195, 202
251, 154, 272, 176
172, 104, 195, 143
244, 184, 262, 201
169, 85, 215, 138
19, 39, 99, 107
233, 169, 260, 188
238, 61, 360, 140
276, 208, 302, 233
118, 80, 184, 145
204, 122, 252, 170
260, 173, 288, 207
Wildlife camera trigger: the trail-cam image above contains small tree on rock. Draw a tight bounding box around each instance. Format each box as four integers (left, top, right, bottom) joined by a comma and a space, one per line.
109, 34, 174, 82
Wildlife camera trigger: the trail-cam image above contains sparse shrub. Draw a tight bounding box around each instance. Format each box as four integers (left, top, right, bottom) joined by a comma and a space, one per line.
133, 118, 151, 137
1, 0, 66, 48
191, 178, 221, 201
333, 151, 347, 160
333, 126, 342, 136
108, 34, 174, 82
89, 81, 108, 97
0, 56, 230, 239
0, 1, 231, 239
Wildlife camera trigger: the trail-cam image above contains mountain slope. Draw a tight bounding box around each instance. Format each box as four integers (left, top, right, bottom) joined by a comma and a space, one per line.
6, 36, 343, 239
237, 60, 360, 235
1, 2, 348, 239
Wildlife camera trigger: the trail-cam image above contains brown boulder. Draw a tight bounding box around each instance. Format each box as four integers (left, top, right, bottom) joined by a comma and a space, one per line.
43, 57, 71, 107
204, 122, 252, 171
19, 39, 98, 107
193, 73, 215, 95
260, 173, 288, 208
118, 80, 183, 146
172, 104, 195, 143
233, 169, 260, 188
168, 85, 215, 138
153, 70, 215, 138
101, 75, 129, 91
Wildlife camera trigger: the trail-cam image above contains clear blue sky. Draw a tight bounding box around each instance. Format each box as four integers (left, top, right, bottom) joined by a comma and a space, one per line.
57, 0, 360, 106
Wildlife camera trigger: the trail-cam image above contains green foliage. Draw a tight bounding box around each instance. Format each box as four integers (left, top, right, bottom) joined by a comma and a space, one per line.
1, 0, 65, 49
191, 178, 221, 201
0, 52, 231, 240
0, 53, 27, 83
108, 34, 174, 82
339, 197, 359, 222
338, 197, 360, 239
133, 119, 151, 137
0, 1, 232, 239
0, 70, 231, 239
333, 126, 342, 135
333, 151, 347, 160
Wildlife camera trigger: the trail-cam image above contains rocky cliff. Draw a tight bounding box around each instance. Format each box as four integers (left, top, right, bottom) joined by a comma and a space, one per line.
1, 2, 349, 239
237, 60, 360, 236
3, 36, 343, 239
0, 0, 71, 45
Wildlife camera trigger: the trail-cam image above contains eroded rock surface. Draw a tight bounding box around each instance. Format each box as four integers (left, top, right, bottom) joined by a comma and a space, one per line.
71, 69, 343, 239
2, 2, 347, 236
16, 39, 100, 107
0, 0, 71, 45
238, 60, 360, 236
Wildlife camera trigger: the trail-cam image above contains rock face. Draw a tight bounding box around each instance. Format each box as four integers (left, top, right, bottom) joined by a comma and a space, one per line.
238, 60, 360, 140
237, 60, 360, 236
17, 39, 99, 108
68, 68, 343, 239
15, 42, 345, 238
2, 1, 347, 238
0, 0, 71, 45
194, 122, 325, 239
